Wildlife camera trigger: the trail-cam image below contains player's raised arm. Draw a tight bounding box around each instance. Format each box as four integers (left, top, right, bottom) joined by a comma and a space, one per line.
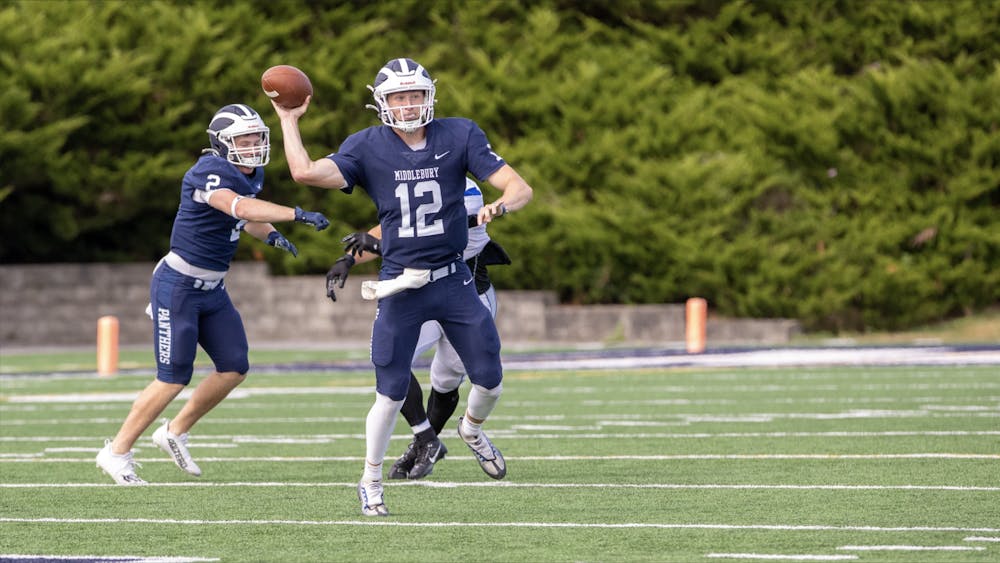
271, 97, 348, 190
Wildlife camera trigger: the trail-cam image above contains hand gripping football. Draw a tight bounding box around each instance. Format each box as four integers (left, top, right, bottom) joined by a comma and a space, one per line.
261, 65, 313, 109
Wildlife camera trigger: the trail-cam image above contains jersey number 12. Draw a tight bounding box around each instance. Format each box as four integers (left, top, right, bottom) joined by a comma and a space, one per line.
395, 181, 444, 238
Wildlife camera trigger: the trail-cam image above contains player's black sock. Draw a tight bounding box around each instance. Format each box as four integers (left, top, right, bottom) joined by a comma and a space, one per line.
399, 371, 427, 428
427, 388, 460, 435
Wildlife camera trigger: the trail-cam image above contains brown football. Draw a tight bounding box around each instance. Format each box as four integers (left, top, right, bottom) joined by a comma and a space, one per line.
261, 65, 313, 109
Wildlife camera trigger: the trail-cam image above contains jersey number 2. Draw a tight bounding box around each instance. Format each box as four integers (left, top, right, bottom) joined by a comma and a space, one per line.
395, 181, 444, 238
205, 174, 246, 241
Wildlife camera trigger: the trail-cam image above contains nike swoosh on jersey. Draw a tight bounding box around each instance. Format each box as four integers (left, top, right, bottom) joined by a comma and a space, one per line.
435, 151, 451, 160
463, 277, 474, 285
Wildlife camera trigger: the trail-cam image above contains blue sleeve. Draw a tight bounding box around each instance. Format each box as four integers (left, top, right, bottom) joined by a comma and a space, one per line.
465, 121, 506, 182
327, 132, 365, 194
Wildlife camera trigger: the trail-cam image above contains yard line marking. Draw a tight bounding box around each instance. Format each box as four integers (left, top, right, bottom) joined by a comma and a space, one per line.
706, 555, 856, 561
3, 453, 999, 464
965, 536, 1000, 542
1, 387, 375, 403
2, 517, 998, 533
3, 453, 999, 463
5, 408, 999, 425
3, 482, 998, 491
0, 416, 369, 426
6, 395, 999, 411
3, 430, 998, 442
838, 545, 985, 551
0, 556, 219, 562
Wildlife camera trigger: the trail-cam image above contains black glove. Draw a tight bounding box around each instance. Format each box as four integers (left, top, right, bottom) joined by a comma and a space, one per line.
342, 232, 382, 257
267, 231, 298, 257
325, 254, 356, 302
294, 206, 330, 231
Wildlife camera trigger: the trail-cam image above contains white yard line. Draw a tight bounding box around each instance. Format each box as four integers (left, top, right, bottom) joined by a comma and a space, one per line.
0, 556, 218, 563
2, 453, 999, 463
6, 385, 1000, 404
2, 481, 998, 491
838, 545, 985, 551
5, 395, 999, 411
706, 555, 857, 561
0, 387, 374, 403
2, 430, 998, 442
965, 536, 1000, 542
2, 409, 999, 425
1, 517, 998, 533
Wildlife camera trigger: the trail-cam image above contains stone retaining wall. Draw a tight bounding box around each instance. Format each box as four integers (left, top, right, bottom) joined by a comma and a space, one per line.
0, 263, 800, 349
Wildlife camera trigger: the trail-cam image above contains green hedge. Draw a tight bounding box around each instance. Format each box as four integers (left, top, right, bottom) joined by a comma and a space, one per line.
1, 0, 997, 331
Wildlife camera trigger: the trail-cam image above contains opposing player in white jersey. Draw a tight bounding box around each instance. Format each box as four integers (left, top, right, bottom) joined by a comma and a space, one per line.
96, 104, 330, 485
326, 177, 512, 480
272, 58, 533, 516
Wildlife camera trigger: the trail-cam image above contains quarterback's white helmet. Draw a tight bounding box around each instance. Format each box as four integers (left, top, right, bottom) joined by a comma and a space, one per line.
366, 58, 436, 133
206, 104, 270, 167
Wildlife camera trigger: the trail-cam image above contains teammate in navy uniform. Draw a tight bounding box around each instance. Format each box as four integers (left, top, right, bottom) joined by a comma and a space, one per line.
96, 104, 330, 485
272, 58, 533, 516
327, 178, 513, 480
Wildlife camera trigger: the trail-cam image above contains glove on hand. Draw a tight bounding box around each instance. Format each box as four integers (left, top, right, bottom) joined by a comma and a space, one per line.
267, 230, 299, 257
342, 232, 382, 257
294, 206, 330, 231
325, 254, 356, 302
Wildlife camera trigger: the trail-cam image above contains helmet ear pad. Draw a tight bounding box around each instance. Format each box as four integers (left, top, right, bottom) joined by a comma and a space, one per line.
206, 104, 271, 167
367, 58, 436, 132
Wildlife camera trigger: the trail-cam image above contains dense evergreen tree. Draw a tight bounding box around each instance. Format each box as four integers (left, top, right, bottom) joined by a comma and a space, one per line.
1, 0, 997, 331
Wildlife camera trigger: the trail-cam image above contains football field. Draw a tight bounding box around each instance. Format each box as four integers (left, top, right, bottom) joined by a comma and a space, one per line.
1, 348, 998, 562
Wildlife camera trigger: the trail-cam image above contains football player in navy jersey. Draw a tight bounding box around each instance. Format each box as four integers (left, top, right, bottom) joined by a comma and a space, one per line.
96, 104, 330, 485
327, 177, 512, 481
272, 58, 533, 516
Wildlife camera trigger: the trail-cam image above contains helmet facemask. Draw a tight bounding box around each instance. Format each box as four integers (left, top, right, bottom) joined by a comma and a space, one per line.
207, 104, 271, 167
366, 58, 436, 133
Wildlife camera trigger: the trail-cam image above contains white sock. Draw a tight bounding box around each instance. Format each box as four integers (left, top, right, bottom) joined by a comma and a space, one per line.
411, 419, 432, 434
363, 392, 403, 481
461, 416, 482, 438
363, 460, 383, 483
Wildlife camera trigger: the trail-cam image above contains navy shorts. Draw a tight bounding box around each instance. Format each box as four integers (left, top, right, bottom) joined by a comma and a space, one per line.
370, 261, 502, 400
150, 263, 249, 384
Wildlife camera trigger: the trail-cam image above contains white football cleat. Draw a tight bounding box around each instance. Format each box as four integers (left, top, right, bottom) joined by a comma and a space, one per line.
152, 419, 202, 476
96, 440, 147, 485
358, 479, 389, 517
457, 416, 506, 480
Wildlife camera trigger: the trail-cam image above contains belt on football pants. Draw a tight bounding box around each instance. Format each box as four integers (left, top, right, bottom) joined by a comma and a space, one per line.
428, 262, 458, 282
158, 254, 226, 291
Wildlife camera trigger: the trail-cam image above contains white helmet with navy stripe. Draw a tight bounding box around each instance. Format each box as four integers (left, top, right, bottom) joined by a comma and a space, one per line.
206, 104, 270, 167
366, 58, 436, 133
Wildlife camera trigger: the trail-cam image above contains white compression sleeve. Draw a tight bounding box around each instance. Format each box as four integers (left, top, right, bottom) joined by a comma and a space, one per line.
365, 392, 404, 467
466, 382, 503, 422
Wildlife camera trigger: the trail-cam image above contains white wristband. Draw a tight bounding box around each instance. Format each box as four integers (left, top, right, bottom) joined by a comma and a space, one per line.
230, 195, 245, 219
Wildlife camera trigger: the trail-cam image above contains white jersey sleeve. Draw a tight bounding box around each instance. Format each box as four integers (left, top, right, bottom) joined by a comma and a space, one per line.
464, 177, 490, 260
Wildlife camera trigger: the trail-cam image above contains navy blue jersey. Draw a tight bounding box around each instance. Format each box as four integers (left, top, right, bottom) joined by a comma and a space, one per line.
329, 118, 505, 274
169, 154, 264, 271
